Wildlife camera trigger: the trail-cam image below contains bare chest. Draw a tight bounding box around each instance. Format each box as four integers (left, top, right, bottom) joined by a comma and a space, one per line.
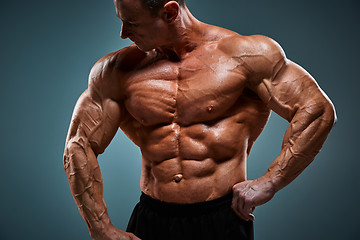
123, 49, 247, 126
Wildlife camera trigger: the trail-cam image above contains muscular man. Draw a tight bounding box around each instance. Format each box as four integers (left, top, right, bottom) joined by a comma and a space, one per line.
63, 0, 336, 239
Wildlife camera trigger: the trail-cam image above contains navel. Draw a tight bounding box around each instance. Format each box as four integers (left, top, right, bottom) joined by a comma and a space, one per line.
207, 105, 214, 112
173, 173, 183, 183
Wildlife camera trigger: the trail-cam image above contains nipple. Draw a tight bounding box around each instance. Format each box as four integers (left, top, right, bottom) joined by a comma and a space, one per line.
173, 174, 183, 183
207, 105, 214, 112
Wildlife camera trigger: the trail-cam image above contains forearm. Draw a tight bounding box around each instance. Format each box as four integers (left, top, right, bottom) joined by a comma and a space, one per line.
265, 102, 336, 191
63, 138, 111, 237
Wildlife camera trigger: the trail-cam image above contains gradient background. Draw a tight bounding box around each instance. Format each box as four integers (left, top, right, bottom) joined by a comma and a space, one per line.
1, 0, 359, 239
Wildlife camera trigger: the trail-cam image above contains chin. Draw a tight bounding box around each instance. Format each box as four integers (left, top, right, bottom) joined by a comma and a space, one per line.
134, 42, 155, 52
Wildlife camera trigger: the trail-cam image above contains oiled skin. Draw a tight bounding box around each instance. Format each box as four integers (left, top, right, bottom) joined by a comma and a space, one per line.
63, 2, 336, 239
126, 36, 272, 203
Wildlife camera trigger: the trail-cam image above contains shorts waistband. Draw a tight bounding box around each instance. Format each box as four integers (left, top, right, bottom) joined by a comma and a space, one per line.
139, 192, 233, 216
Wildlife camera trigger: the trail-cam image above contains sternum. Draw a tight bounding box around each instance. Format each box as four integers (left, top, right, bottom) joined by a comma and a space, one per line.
172, 73, 183, 171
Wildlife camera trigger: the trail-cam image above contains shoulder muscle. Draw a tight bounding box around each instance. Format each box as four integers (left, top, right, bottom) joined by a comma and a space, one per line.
88, 45, 146, 100
221, 35, 286, 83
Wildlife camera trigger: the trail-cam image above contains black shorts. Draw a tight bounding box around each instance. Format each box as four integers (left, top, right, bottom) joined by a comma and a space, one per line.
127, 192, 254, 240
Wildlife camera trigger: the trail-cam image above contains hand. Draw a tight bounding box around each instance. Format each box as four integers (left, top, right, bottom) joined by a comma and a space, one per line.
91, 224, 141, 240
231, 177, 276, 221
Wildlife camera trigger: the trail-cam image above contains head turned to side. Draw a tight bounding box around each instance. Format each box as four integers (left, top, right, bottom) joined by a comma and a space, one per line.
113, 0, 205, 59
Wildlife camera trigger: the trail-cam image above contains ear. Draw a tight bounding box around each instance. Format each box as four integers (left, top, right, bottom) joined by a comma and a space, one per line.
162, 1, 179, 23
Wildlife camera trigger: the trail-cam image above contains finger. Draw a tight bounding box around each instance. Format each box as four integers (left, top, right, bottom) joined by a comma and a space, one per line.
237, 205, 255, 221
231, 190, 239, 208
232, 184, 255, 221
245, 205, 255, 221
232, 197, 251, 221
233, 191, 249, 220
242, 198, 252, 213
239, 190, 256, 221
231, 195, 241, 217
245, 203, 255, 221
250, 206, 256, 213
231, 192, 245, 218
234, 207, 251, 221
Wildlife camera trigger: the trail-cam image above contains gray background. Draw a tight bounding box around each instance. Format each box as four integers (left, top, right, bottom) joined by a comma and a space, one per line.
1, 0, 359, 239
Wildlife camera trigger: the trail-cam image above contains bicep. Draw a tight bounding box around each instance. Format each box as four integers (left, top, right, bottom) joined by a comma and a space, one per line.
66, 89, 121, 155
253, 59, 331, 122
236, 36, 333, 122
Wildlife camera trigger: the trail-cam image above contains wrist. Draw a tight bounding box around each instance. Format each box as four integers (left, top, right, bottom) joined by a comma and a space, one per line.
88, 217, 112, 239
260, 171, 283, 193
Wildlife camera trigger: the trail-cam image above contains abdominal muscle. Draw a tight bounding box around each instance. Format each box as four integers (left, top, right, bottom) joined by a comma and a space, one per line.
137, 118, 250, 204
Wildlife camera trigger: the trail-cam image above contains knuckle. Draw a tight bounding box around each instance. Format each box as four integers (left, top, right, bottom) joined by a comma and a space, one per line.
238, 194, 247, 202
244, 197, 251, 204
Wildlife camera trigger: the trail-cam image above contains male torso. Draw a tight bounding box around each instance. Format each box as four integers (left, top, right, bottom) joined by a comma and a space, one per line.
64, 2, 336, 238
103, 27, 271, 203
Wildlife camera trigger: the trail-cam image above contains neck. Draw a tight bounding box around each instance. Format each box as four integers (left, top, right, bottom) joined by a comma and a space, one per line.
157, 6, 203, 60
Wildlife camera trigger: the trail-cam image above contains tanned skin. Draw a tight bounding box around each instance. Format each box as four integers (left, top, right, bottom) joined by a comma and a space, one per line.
63, 0, 337, 239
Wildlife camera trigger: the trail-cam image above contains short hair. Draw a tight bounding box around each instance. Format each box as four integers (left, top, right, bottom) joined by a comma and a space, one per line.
140, 0, 185, 14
